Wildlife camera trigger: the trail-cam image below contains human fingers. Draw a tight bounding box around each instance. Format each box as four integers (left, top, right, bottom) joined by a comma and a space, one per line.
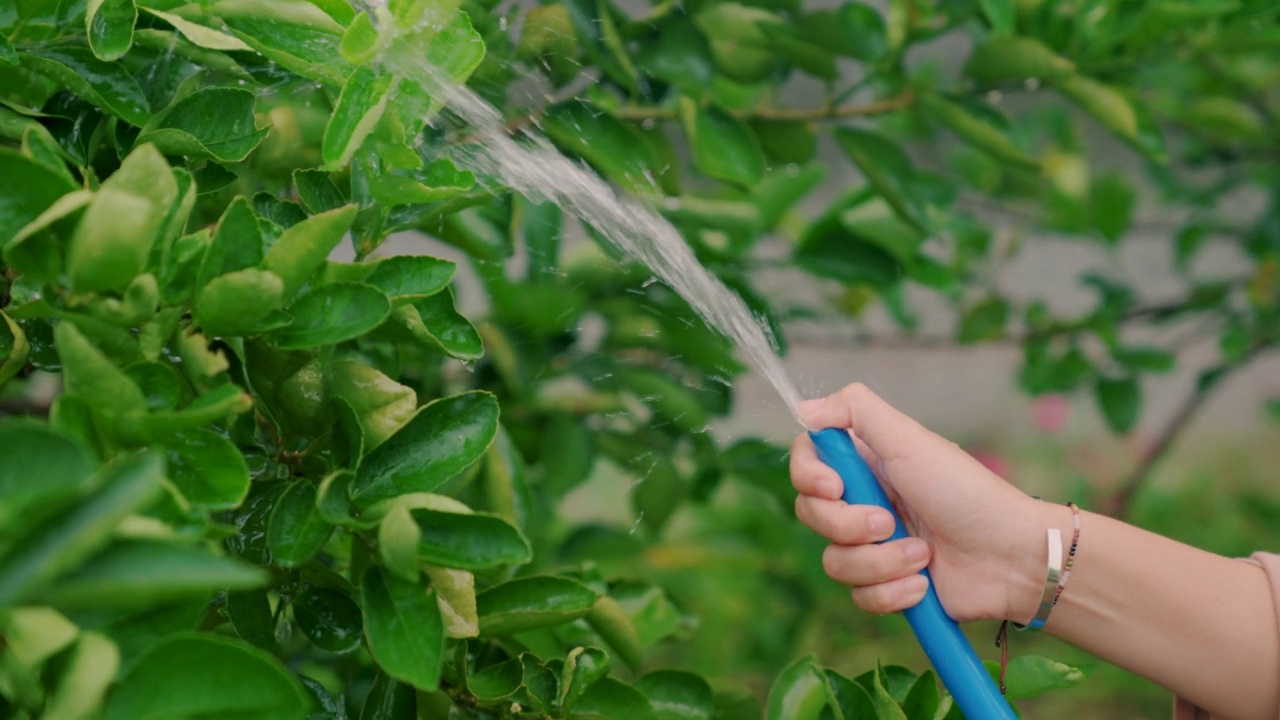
789, 434, 843, 499
850, 574, 930, 614
821, 538, 931, 587
797, 383, 929, 460
794, 496, 895, 544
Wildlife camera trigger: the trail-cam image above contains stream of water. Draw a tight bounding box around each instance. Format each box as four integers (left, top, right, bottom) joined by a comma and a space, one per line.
380, 51, 806, 422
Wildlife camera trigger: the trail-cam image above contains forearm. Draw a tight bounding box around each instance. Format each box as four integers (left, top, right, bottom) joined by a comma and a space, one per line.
1035, 507, 1279, 720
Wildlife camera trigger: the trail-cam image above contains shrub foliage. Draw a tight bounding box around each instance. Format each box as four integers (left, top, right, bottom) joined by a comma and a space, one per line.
1, 0, 1275, 717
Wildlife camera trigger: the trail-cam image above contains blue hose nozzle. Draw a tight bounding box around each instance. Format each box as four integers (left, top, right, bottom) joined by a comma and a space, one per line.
809, 428, 1016, 720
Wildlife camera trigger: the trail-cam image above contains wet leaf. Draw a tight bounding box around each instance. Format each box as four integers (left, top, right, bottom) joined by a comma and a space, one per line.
267, 481, 332, 568
477, 576, 600, 636
361, 566, 446, 692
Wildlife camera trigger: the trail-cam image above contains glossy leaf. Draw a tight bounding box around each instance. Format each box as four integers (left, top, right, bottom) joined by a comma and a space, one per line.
561, 646, 612, 711
466, 655, 524, 703
411, 288, 483, 359
1096, 376, 1141, 433
294, 587, 363, 653
54, 321, 148, 416
364, 255, 456, 303
569, 677, 657, 720
262, 205, 359, 298
409, 507, 531, 569
331, 358, 418, 451
226, 589, 276, 650
359, 671, 416, 720
477, 575, 600, 636
765, 655, 831, 720
272, 282, 390, 349
141, 7, 251, 51
103, 633, 309, 720
899, 670, 940, 720
137, 87, 267, 163
361, 566, 446, 692
586, 596, 643, 672
213, 0, 350, 85
679, 98, 765, 188
351, 391, 499, 509
267, 481, 333, 568
1058, 75, 1166, 161
964, 37, 1075, 84
40, 539, 266, 610
0, 452, 163, 607
0, 311, 30, 387
834, 128, 925, 232
0, 421, 94, 529
693, 3, 779, 84
921, 92, 1039, 170
68, 144, 178, 293
637, 670, 714, 720
22, 46, 150, 126
541, 101, 658, 193
993, 656, 1088, 700
194, 268, 286, 337
323, 67, 394, 170
164, 428, 250, 510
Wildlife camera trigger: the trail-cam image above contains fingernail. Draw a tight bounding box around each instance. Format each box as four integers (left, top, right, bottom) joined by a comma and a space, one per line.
908, 574, 929, 597
905, 541, 929, 563
817, 478, 840, 498
868, 512, 891, 535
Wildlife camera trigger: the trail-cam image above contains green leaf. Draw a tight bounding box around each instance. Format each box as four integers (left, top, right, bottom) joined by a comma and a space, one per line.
693, 3, 780, 84
140, 7, 252, 51
868, 665, 909, 720
54, 321, 148, 416
294, 587, 363, 653
1114, 346, 1175, 373
87, 0, 137, 60
361, 566, 446, 692
339, 10, 384, 65
797, 4, 886, 61
0, 150, 77, 266
359, 671, 417, 720
964, 37, 1075, 85
386, 11, 486, 131
331, 358, 418, 451
541, 101, 658, 193
899, 670, 939, 720
0, 452, 164, 606
262, 205, 359, 299
365, 255, 456, 303
294, 169, 347, 214
765, 655, 831, 720
0, 36, 17, 66
477, 576, 601, 636
267, 481, 333, 568
41, 632, 119, 720
136, 87, 267, 163
379, 503, 422, 581
758, 23, 837, 79
920, 92, 1039, 170
271, 281, 390, 349
541, 414, 595, 499
561, 646, 613, 711
978, 0, 1014, 36
39, 539, 267, 610
164, 428, 250, 510
0, 421, 94, 529
116, 384, 254, 445
570, 677, 657, 720
637, 671, 714, 720
409, 507, 531, 569
1057, 75, 1165, 162
323, 67, 395, 170
1095, 376, 1141, 433
22, 46, 151, 126
351, 391, 500, 509
584, 596, 643, 672
958, 297, 1010, 342
985, 656, 1086, 700
635, 17, 713, 94
794, 211, 905, 288
0, 311, 30, 387
463, 654, 523, 704
422, 564, 477, 638
411, 288, 483, 359
823, 670, 876, 720
679, 98, 765, 188
226, 589, 276, 650
1090, 172, 1135, 244
194, 268, 286, 337
103, 633, 309, 720
212, 0, 350, 85
834, 128, 925, 232
68, 144, 179, 293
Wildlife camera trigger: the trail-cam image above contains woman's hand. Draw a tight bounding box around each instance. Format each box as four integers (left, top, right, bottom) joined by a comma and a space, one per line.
791, 383, 1065, 623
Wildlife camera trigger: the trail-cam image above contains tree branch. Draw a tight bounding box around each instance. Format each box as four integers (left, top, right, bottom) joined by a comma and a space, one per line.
1107, 348, 1264, 519
610, 90, 916, 123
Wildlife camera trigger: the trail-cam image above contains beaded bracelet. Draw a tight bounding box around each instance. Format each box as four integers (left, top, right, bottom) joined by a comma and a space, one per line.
1054, 502, 1082, 604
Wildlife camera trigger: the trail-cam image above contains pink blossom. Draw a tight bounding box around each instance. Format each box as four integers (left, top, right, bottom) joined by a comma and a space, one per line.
1033, 394, 1071, 434
970, 448, 1009, 479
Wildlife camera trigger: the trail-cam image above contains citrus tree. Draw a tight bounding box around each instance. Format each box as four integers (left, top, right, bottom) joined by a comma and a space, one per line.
2, 0, 1274, 717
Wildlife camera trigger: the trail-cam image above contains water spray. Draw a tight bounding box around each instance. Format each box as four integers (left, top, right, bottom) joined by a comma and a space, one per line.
392, 48, 1018, 718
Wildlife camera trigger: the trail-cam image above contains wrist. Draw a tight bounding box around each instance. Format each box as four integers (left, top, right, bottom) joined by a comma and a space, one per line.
1006, 499, 1075, 624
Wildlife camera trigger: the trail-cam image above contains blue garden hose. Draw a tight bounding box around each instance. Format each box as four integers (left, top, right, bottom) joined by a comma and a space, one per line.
809, 428, 1017, 720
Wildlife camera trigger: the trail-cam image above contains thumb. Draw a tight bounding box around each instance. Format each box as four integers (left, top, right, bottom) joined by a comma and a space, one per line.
798, 383, 928, 460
